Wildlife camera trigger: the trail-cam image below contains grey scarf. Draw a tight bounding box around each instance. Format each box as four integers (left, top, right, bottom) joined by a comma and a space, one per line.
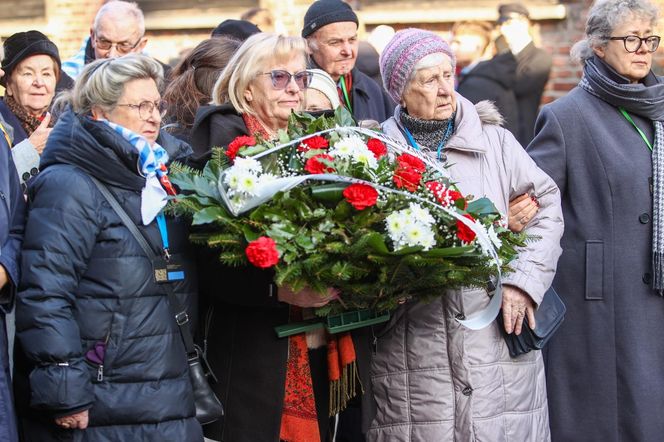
579, 56, 664, 293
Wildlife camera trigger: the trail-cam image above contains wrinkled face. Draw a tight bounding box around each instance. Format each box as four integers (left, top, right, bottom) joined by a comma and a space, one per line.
594, 14, 655, 83
402, 53, 456, 121
304, 88, 333, 111
96, 78, 161, 145
245, 56, 306, 132
6, 54, 57, 117
91, 15, 146, 59
309, 22, 358, 81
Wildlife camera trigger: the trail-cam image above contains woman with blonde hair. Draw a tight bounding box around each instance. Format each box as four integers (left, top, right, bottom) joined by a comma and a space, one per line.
190, 32, 374, 442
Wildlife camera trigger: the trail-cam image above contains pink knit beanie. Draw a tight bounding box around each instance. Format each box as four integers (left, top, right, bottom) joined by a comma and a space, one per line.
379, 28, 456, 103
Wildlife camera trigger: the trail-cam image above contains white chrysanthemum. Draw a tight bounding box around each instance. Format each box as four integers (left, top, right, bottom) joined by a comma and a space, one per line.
403, 223, 436, 250
386, 212, 411, 237
329, 135, 367, 159
223, 168, 242, 190
408, 203, 435, 226
352, 146, 379, 169
235, 173, 260, 195
229, 194, 245, 211
232, 157, 262, 173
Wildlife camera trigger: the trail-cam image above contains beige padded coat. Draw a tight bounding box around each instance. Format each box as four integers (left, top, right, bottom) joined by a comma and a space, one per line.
367, 95, 563, 442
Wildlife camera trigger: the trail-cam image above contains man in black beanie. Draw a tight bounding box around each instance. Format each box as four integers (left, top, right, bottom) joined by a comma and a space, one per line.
302, 0, 394, 123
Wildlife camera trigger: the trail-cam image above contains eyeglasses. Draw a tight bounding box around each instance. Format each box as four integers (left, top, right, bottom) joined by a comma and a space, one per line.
606, 35, 661, 53
116, 100, 168, 121
94, 36, 143, 54
260, 70, 313, 90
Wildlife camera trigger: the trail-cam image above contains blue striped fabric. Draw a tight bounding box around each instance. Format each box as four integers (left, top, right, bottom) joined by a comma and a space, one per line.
100, 118, 170, 224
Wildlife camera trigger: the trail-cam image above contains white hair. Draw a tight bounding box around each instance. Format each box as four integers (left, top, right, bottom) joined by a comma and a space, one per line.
410, 52, 447, 82
54, 54, 162, 115
93, 1, 145, 36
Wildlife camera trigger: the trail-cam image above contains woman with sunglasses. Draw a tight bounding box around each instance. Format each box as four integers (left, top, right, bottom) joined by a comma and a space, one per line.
527, 1, 664, 440
14, 54, 203, 441
190, 33, 371, 442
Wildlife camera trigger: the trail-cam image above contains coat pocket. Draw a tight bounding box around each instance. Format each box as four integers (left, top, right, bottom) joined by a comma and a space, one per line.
585, 240, 603, 300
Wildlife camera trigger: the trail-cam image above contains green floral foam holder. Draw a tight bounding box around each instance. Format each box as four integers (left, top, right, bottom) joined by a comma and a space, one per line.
274, 309, 391, 338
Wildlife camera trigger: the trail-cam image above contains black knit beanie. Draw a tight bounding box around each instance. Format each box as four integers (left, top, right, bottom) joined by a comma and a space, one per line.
1, 30, 61, 86
301, 0, 359, 38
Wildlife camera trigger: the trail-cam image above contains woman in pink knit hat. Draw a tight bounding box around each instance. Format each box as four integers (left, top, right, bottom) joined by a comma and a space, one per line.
363, 28, 564, 441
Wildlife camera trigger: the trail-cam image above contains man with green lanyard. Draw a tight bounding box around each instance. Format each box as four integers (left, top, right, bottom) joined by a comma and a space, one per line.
302, 0, 395, 123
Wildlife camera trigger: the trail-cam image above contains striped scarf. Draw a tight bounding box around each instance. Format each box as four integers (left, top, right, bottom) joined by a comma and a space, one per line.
579, 56, 664, 293
101, 119, 175, 224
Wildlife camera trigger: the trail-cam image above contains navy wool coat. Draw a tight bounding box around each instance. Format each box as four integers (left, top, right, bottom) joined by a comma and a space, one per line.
527, 67, 664, 441
14, 110, 203, 442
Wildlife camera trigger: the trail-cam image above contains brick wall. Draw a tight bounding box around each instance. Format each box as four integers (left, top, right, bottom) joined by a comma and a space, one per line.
45, 0, 103, 58
2, 0, 663, 106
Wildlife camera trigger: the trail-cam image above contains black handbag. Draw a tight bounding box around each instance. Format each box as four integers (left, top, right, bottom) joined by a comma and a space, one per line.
497, 286, 566, 358
90, 176, 224, 425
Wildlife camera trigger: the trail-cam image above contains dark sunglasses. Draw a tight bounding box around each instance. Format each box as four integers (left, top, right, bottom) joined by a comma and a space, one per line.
260, 70, 313, 89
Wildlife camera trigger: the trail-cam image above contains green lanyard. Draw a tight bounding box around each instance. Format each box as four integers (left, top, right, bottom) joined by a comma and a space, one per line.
619, 107, 653, 151
338, 76, 353, 114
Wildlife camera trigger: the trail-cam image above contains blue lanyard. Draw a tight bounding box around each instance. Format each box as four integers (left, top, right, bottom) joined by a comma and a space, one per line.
402, 121, 453, 161
155, 212, 170, 259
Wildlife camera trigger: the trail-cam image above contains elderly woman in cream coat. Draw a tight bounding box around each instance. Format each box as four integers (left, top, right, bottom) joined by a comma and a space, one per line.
364, 28, 563, 441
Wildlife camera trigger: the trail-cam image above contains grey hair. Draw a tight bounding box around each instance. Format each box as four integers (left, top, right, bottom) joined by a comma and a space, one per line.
571, 0, 659, 62
54, 54, 162, 115
93, 1, 145, 36
409, 52, 448, 82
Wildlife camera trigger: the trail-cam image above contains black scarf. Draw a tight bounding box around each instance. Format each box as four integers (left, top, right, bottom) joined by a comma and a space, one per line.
579, 56, 664, 293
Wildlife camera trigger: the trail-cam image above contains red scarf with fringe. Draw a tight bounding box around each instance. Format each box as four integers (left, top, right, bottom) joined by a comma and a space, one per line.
241, 113, 361, 442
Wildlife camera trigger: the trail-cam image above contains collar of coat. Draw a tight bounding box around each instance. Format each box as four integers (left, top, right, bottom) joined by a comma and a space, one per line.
393, 93, 505, 154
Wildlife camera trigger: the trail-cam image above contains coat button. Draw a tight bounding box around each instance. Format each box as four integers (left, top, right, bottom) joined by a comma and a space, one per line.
639, 213, 650, 224
440, 154, 448, 162
643, 273, 653, 284
455, 313, 465, 320
462, 386, 473, 396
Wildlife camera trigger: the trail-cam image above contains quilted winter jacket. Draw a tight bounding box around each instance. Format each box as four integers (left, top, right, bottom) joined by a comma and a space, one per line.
367, 95, 563, 441
15, 110, 203, 441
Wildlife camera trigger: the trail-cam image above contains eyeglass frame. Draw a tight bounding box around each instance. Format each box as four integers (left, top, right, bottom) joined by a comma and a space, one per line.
116, 99, 168, 121
93, 34, 144, 54
259, 70, 313, 90
605, 35, 661, 53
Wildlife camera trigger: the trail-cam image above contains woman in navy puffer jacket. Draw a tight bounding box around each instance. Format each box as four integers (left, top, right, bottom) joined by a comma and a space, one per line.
14, 55, 203, 442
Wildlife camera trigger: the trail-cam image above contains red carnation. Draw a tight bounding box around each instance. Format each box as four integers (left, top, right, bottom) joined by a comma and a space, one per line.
448, 189, 468, 209
245, 237, 279, 268
226, 135, 256, 161
298, 135, 329, 152
456, 214, 477, 243
396, 153, 426, 172
393, 166, 422, 192
342, 183, 379, 210
304, 154, 336, 174
367, 138, 387, 159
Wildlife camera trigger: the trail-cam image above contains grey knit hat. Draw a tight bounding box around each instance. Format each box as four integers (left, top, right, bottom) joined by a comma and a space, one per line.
301, 0, 358, 38
379, 28, 456, 104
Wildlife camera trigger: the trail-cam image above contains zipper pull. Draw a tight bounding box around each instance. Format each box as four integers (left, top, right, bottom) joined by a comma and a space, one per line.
97, 365, 104, 382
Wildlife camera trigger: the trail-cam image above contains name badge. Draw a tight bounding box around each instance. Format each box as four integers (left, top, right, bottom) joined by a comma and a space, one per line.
153, 256, 185, 283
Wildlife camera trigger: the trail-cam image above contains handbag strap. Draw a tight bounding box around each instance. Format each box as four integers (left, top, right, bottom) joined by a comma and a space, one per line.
88, 175, 198, 359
